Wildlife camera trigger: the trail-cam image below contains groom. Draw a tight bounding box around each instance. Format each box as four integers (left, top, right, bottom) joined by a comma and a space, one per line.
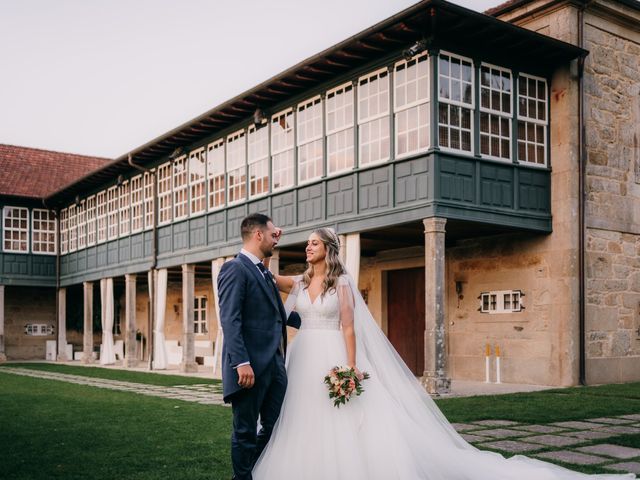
218, 213, 300, 480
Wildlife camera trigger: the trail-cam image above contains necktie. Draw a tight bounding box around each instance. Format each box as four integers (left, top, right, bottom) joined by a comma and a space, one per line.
256, 262, 273, 284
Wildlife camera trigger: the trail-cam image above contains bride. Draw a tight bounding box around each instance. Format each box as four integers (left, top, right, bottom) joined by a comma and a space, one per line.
252, 227, 633, 480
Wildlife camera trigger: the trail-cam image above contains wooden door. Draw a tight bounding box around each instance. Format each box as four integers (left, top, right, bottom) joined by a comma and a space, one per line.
387, 268, 425, 376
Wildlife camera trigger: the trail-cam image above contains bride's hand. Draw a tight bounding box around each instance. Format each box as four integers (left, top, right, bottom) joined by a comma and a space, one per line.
351, 366, 364, 381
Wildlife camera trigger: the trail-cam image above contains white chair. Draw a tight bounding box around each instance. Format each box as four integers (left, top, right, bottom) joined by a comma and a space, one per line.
114, 340, 124, 360
195, 340, 214, 366
165, 340, 182, 365
45, 340, 57, 361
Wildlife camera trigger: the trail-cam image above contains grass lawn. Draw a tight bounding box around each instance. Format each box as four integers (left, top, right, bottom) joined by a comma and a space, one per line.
0, 369, 231, 480
434, 382, 640, 423
2, 364, 640, 478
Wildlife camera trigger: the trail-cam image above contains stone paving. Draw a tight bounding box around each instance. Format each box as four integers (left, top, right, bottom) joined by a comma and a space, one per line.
457, 416, 640, 475
0, 366, 227, 406
2, 366, 640, 475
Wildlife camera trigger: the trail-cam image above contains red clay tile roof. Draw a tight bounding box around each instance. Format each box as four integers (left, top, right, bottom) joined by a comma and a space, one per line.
0, 144, 110, 199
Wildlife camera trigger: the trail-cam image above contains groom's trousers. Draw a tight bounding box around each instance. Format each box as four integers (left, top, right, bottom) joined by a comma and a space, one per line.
230, 354, 287, 480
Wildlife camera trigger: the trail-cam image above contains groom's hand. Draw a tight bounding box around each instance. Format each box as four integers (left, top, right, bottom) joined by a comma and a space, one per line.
237, 364, 255, 388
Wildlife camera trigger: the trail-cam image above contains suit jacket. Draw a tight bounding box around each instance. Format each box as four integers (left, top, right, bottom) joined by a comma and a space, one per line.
217, 253, 299, 402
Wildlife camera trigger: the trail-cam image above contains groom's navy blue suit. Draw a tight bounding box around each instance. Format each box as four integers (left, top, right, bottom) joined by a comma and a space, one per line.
218, 252, 300, 480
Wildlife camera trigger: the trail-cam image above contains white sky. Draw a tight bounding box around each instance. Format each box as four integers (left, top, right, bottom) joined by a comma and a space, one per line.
0, 0, 498, 159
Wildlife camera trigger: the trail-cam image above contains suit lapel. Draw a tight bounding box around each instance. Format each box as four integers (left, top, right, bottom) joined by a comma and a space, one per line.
237, 253, 282, 314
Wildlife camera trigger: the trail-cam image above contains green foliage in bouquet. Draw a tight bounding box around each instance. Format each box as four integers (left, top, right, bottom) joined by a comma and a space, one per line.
324, 366, 370, 408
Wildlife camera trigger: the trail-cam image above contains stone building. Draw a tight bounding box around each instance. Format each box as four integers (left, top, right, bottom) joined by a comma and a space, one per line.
488, 0, 640, 387
0, 145, 108, 360
0, 0, 638, 392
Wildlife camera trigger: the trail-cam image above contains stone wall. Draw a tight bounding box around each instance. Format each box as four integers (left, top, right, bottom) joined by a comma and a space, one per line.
494, 0, 640, 385
5, 286, 57, 360
583, 8, 640, 383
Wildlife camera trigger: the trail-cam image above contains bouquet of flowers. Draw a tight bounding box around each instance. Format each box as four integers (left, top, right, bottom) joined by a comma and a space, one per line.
323, 366, 370, 408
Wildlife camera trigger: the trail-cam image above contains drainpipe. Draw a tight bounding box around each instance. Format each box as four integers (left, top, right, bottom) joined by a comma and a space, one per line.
43, 198, 61, 361
127, 154, 157, 370
578, 3, 590, 386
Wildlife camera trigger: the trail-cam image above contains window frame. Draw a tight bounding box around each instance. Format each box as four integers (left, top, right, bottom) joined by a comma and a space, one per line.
393, 52, 430, 159
248, 124, 270, 198
271, 108, 295, 192
31, 208, 56, 255
86, 195, 97, 246
188, 148, 207, 216
207, 139, 226, 210
479, 62, 513, 162
226, 129, 247, 205
130, 174, 144, 233
325, 82, 355, 176
106, 186, 119, 241
77, 200, 87, 250
96, 190, 107, 244
173, 155, 189, 221
437, 51, 475, 155
118, 180, 131, 237
157, 162, 173, 226
480, 290, 524, 314
296, 95, 324, 185
143, 171, 155, 230
517, 72, 548, 168
194, 295, 208, 335
357, 67, 391, 167
67, 204, 77, 252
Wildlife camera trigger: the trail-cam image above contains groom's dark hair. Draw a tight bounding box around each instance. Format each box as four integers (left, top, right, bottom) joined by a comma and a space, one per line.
240, 213, 272, 240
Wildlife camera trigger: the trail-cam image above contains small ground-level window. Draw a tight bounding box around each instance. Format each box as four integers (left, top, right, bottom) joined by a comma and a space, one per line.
24, 324, 55, 336
479, 290, 524, 314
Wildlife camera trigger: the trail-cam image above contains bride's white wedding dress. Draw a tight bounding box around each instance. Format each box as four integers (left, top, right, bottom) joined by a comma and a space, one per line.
253, 275, 633, 479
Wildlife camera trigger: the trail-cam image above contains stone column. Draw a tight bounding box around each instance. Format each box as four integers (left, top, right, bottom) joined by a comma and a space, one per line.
344, 233, 361, 286
211, 258, 225, 377
82, 281, 94, 364
338, 235, 347, 265
0, 285, 6, 362
269, 249, 280, 275
124, 274, 138, 368
57, 288, 68, 361
147, 269, 154, 366
181, 264, 198, 373
421, 217, 450, 395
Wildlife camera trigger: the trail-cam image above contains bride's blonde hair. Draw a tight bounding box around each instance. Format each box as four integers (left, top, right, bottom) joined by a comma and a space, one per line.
303, 227, 345, 297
